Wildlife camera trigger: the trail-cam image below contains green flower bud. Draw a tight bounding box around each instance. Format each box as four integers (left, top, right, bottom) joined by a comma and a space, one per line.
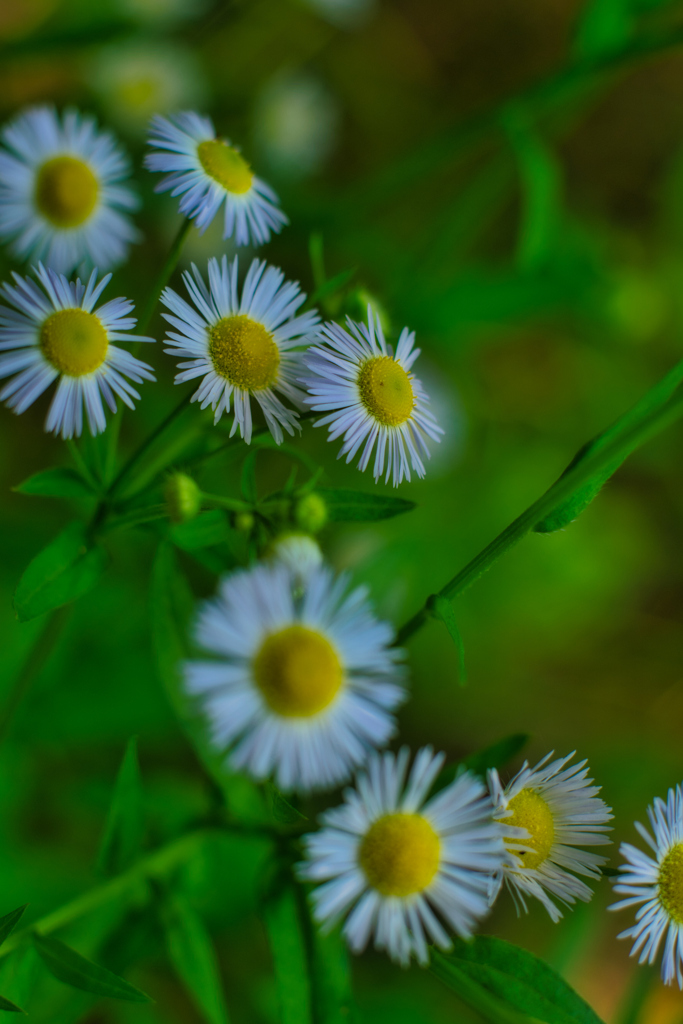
294, 491, 328, 534
164, 472, 201, 524
233, 511, 255, 533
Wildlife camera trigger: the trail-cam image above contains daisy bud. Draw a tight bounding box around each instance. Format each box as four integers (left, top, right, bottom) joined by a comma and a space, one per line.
294, 491, 327, 533
165, 472, 201, 523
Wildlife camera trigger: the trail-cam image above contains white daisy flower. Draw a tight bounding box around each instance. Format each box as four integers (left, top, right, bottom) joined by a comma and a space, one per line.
0, 263, 154, 439
488, 752, 613, 922
184, 561, 405, 793
301, 308, 443, 487
161, 255, 319, 444
145, 111, 287, 246
300, 747, 506, 966
610, 784, 683, 988
0, 106, 138, 274
267, 532, 323, 585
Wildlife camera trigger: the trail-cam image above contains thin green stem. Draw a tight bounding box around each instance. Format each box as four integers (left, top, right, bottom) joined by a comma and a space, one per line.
137, 217, 193, 337
105, 392, 191, 503
396, 363, 683, 646
0, 607, 69, 745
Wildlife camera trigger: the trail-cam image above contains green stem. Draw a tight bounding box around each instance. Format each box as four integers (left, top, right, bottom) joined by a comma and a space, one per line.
0, 608, 69, 744
105, 392, 192, 503
201, 493, 253, 513
396, 364, 683, 646
137, 217, 193, 337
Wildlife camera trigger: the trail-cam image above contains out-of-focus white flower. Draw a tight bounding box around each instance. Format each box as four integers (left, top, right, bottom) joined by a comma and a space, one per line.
87, 42, 209, 135
253, 71, 339, 179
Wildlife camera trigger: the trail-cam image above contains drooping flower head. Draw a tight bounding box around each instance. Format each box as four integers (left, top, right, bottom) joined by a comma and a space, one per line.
488, 752, 612, 922
0, 264, 154, 439
145, 111, 287, 246
184, 561, 406, 793
300, 747, 506, 965
161, 256, 318, 444
301, 308, 443, 487
611, 784, 683, 988
0, 106, 138, 274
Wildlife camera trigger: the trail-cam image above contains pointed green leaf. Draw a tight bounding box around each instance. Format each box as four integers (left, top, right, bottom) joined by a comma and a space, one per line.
13, 467, 95, 499
160, 891, 229, 1024
430, 952, 528, 1024
13, 523, 108, 622
0, 908, 27, 951
434, 937, 606, 1024
428, 595, 467, 685
0, 994, 24, 1013
318, 488, 416, 522
97, 737, 145, 877
263, 885, 312, 1024
309, 266, 357, 305
33, 933, 152, 1003
265, 782, 307, 825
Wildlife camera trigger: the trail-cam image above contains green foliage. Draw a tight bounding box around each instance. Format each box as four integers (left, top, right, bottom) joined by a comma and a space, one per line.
265, 783, 307, 825
308, 925, 356, 1024
0, 907, 28, 1014
160, 890, 230, 1024
32, 933, 151, 1003
12, 468, 95, 500
263, 884, 312, 1024
430, 733, 529, 796
573, 0, 634, 60
318, 488, 416, 522
13, 522, 108, 622
432, 939, 606, 1024
170, 510, 231, 551
96, 737, 145, 877
427, 595, 467, 684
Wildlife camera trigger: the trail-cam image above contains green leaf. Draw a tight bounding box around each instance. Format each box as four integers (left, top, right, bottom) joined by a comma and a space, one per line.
309, 266, 357, 305
13, 467, 95, 499
13, 523, 108, 622
171, 510, 230, 551
431, 733, 529, 797
573, 0, 633, 61
160, 891, 230, 1024
319, 488, 416, 522
0, 908, 27, 951
241, 451, 258, 503
33, 933, 152, 1003
263, 885, 312, 1024
434, 937, 606, 1024
430, 952, 529, 1024
97, 737, 145, 877
0, 994, 24, 1013
428, 595, 467, 685
265, 782, 307, 825
309, 925, 355, 1024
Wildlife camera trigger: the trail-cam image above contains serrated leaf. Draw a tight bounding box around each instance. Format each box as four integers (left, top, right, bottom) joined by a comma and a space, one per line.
0, 908, 27, 952
13, 523, 108, 622
319, 488, 416, 522
171, 510, 230, 551
263, 885, 312, 1024
13, 467, 95, 499
435, 937, 605, 1024
160, 891, 229, 1024
33, 933, 151, 1003
97, 737, 144, 877
0, 994, 24, 1013
430, 952, 528, 1024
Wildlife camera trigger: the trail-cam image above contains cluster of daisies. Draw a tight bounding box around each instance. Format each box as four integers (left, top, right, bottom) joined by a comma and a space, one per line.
0, 103, 681, 988
0, 106, 441, 485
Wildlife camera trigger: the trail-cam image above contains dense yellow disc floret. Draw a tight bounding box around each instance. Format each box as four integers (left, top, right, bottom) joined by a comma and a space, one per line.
503, 789, 555, 870
360, 813, 441, 897
40, 308, 108, 377
197, 139, 254, 194
357, 356, 415, 427
659, 844, 683, 924
253, 624, 343, 717
35, 156, 99, 228
209, 314, 280, 391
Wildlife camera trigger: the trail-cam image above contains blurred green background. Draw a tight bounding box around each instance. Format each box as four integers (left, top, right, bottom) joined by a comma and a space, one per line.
1, 0, 683, 1020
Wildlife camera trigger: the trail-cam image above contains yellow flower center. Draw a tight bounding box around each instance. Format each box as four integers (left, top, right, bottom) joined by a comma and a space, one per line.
252, 624, 343, 718
209, 314, 280, 391
357, 356, 415, 427
197, 139, 254, 194
35, 156, 99, 228
503, 789, 555, 870
359, 813, 441, 897
40, 309, 108, 377
659, 844, 683, 924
